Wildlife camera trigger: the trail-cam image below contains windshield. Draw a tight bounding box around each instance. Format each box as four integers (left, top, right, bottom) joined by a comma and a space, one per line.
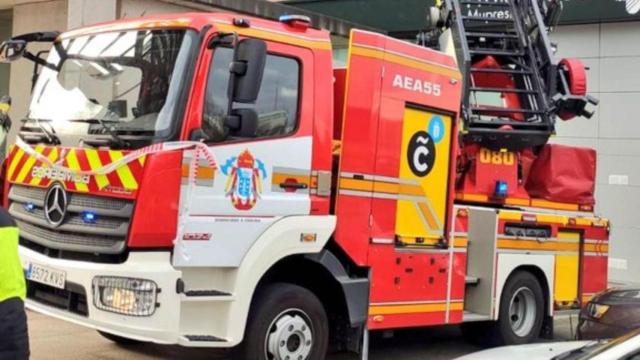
25, 28, 197, 146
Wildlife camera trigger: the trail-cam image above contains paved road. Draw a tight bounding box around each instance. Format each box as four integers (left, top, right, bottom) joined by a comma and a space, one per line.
27, 310, 577, 360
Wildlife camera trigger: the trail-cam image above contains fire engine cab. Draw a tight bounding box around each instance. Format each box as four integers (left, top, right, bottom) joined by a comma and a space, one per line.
0, 0, 608, 359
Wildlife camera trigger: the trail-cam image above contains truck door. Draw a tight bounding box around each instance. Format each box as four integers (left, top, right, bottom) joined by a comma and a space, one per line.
173, 41, 314, 267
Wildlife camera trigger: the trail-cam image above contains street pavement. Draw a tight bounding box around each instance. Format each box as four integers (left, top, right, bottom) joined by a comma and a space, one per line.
27, 310, 576, 360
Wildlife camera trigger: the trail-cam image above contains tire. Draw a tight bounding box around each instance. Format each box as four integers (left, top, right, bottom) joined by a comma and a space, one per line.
234, 283, 329, 360
97, 331, 144, 346
492, 271, 545, 345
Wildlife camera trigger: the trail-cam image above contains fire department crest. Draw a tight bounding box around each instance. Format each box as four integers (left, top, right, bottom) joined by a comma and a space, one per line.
221, 149, 267, 210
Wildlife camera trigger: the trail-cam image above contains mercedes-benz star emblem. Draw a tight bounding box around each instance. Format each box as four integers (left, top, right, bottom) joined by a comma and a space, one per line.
44, 184, 68, 227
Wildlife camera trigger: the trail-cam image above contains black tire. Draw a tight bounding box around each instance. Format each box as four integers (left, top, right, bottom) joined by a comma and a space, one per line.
492, 270, 545, 345
234, 283, 329, 360
97, 331, 144, 346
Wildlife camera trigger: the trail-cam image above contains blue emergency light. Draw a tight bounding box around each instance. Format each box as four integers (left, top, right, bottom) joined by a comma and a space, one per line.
494, 180, 508, 199
23, 202, 36, 213
81, 211, 98, 224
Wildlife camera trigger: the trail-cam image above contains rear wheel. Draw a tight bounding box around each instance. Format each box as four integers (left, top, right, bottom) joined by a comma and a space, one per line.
494, 271, 545, 345
462, 271, 545, 347
97, 331, 144, 346
234, 283, 329, 360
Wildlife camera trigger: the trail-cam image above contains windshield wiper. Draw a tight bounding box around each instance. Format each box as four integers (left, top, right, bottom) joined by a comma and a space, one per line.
21, 118, 61, 145
73, 118, 130, 148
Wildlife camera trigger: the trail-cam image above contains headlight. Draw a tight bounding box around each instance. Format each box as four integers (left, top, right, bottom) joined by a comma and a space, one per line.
587, 303, 610, 319
92, 276, 158, 316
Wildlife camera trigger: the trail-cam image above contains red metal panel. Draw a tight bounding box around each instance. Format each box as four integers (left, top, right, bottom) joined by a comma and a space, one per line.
369, 97, 404, 241
368, 247, 450, 304
581, 256, 608, 299
310, 44, 335, 215
334, 32, 386, 266
128, 152, 182, 248
369, 312, 447, 330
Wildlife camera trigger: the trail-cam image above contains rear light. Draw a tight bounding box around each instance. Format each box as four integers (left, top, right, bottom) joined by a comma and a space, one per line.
92, 276, 158, 317
587, 303, 610, 319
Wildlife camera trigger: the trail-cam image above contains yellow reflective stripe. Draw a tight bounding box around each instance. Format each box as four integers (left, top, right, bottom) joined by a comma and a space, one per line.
30, 147, 58, 185
453, 236, 468, 248
86, 149, 110, 190
14, 145, 44, 183
65, 149, 89, 192
215, 23, 332, 50
109, 151, 138, 190
531, 199, 579, 211
369, 301, 463, 315
7, 147, 24, 180
505, 197, 530, 206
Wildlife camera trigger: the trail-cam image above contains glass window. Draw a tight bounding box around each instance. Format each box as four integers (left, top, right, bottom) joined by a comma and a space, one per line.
25, 29, 197, 147
203, 47, 300, 143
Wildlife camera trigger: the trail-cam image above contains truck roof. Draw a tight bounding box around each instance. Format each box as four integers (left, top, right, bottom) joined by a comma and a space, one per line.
60, 12, 332, 50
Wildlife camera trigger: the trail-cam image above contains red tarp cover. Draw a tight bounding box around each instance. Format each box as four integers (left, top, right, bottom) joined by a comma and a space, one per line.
525, 144, 596, 205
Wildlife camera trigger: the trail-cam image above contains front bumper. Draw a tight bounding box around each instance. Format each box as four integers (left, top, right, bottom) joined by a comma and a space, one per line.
20, 246, 183, 344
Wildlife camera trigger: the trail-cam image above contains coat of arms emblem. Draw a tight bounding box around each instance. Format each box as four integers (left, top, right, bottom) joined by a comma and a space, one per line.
221, 149, 267, 210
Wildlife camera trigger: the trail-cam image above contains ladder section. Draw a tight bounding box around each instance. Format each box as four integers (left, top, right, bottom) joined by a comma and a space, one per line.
443, 0, 558, 150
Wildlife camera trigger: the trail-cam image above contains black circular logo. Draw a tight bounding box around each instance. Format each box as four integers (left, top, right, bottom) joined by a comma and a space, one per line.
407, 131, 436, 177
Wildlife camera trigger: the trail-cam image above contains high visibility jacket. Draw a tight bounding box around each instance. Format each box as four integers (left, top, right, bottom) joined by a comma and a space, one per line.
0, 209, 25, 303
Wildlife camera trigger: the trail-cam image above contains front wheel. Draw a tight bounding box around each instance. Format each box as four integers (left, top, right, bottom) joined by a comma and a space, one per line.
234, 283, 329, 360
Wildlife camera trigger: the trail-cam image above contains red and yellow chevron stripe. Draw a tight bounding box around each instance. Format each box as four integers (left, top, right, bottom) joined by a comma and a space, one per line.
5, 145, 146, 194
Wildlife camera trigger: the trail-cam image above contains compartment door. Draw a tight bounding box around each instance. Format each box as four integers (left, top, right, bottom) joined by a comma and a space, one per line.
555, 231, 581, 308
395, 107, 453, 244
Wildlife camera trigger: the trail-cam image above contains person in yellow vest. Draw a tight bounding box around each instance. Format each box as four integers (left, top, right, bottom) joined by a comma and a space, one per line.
0, 207, 29, 360
0, 94, 29, 359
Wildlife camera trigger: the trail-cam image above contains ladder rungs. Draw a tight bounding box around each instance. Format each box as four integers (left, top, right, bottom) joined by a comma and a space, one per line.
470, 86, 537, 94
470, 107, 544, 115
471, 68, 533, 75
469, 49, 525, 57
466, 31, 518, 39
463, 16, 515, 23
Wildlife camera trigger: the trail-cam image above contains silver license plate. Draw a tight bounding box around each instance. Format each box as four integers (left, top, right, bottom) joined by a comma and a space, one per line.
26, 263, 67, 289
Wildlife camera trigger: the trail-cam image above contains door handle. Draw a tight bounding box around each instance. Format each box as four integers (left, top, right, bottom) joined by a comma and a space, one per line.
279, 182, 308, 190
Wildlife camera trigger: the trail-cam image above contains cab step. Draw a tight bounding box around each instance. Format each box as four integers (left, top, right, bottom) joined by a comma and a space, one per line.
465, 276, 480, 285
463, 311, 492, 322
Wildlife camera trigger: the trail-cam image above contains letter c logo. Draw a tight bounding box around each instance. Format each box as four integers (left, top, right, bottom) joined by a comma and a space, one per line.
407, 131, 436, 177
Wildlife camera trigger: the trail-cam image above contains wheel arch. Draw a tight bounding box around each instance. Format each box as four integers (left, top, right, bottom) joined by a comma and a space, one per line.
495, 254, 555, 320
249, 249, 370, 347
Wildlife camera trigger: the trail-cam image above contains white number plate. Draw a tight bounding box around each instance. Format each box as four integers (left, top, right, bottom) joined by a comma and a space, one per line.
26, 263, 66, 289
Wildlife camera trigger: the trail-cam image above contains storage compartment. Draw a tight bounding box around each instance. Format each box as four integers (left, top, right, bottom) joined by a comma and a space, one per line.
525, 144, 596, 205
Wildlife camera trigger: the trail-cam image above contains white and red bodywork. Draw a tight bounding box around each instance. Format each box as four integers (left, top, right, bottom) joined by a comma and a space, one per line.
2, 12, 609, 348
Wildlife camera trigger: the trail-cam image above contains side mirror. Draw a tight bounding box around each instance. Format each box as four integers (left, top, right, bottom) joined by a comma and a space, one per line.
230, 38, 267, 104
0, 40, 27, 63
226, 108, 259, 138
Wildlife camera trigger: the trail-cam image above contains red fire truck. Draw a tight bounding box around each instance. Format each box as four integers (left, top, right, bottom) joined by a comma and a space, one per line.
0, 0, 608, 358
